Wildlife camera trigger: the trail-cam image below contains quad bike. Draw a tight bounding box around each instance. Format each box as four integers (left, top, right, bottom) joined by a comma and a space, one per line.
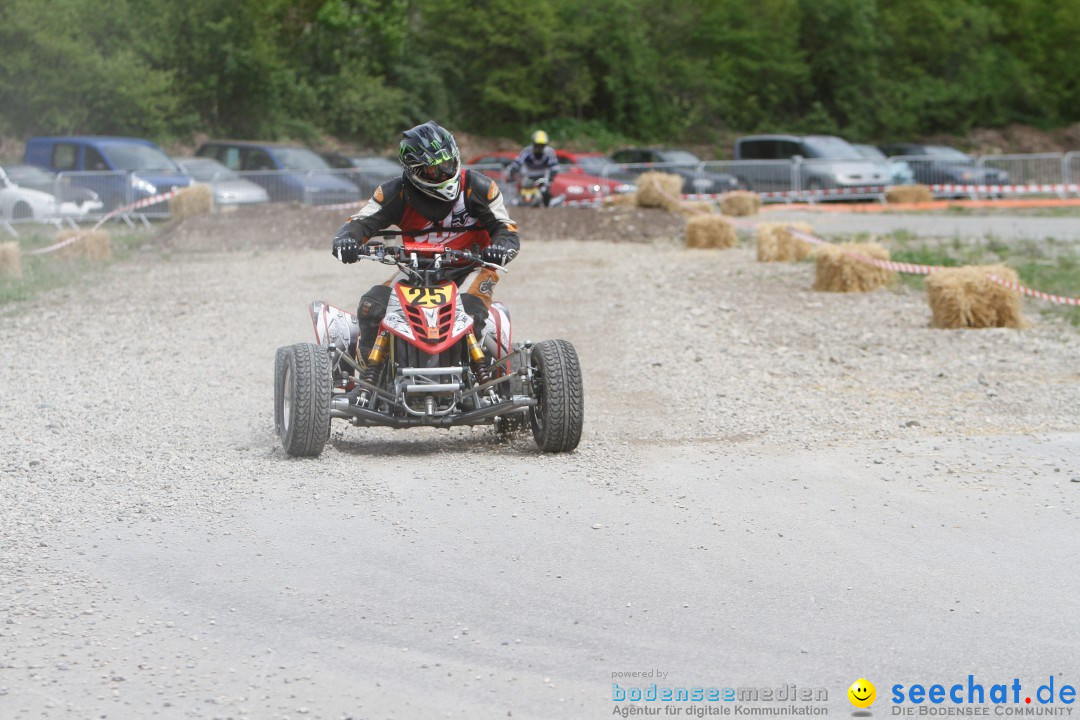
515, 172, 552, 207
274, 233, 584, 457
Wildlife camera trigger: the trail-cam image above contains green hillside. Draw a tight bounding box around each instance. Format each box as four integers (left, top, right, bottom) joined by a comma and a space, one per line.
2, 0, 1077, 150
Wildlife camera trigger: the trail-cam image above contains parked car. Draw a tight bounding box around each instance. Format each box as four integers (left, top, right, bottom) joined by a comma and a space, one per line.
465, 152, 629, 204
0, 164, 104, 218
172, 157, 270, 207
321, 153, 401, 196
195, 141, 361, 205
732, 135, 890, 193
23, 136, 192, 212
466, 153, 515, 178
0, 166, 58, 221
554, 151, 636, 195
608, 148, 739, 195
851, 144, 914, 186
878, 143, 1009, 186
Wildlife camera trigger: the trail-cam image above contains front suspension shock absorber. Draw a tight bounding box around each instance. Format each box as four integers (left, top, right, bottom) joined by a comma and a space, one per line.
466, 333, 498, 401
466, 333, 490, 382
357, 331, 389, 406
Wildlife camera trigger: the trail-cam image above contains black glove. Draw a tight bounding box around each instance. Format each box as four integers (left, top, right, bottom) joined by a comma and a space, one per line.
360, 238, 385, 256
482, 244, 516, 266
332, 232, 360, 264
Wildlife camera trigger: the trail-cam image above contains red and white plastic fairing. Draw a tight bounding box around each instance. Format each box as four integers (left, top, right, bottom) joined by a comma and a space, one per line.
383, 280, 473, 354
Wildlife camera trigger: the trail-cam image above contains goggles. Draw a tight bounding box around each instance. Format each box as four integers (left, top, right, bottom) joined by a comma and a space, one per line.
417, 159, 457, 183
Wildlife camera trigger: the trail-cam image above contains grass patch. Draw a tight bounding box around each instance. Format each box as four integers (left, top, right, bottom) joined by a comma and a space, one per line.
957, 205, 1080, 218
892, 245, 964, 267
1011, 254, 1080, 325
0, 226, 149, 308
887, 243, 968, 291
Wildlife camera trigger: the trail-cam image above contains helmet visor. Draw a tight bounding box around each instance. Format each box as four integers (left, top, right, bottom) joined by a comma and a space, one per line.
415, 159, 458, 184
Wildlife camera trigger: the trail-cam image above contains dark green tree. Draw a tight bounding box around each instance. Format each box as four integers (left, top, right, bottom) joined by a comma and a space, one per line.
0, 0, 184, 137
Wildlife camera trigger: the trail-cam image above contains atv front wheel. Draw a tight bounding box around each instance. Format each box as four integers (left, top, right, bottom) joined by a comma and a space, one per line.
529, 339, 583, 452
274, 343, 332, 457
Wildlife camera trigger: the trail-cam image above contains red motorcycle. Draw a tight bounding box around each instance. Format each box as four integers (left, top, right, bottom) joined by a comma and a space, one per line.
274, 235, 584, 456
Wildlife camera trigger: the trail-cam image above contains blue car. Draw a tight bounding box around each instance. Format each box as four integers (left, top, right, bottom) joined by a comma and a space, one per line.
195, 141, 361, 205
23, 136, 193, 212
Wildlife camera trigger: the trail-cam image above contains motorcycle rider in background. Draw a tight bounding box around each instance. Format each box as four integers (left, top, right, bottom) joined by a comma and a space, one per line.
331, 120, 520, 360
508, 130, 560, 207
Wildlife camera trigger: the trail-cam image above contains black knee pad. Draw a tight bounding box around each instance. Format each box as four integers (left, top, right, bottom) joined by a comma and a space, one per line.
358, 285, 392, 353
359, 285, 391, 320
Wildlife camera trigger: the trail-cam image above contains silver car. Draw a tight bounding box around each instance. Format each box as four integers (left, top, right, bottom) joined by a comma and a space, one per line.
732, 134, 891, 193
173, 157, 270, 206
852, 144, 914, 186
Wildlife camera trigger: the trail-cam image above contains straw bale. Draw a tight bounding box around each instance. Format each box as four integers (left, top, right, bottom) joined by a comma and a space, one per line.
812, 242, 894, 292
755, 222, 815, 262
170, 183, 214, 220
0, 242, 22, 278
926, 265, 1027, 329
684, 214, 737, 249
720, 190, 761, 217
56, 229, 112, 261
635, 172, 683, 211
885, 185, 933, 204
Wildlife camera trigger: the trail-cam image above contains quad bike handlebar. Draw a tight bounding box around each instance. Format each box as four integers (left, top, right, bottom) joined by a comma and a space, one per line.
359, 230, 508, 273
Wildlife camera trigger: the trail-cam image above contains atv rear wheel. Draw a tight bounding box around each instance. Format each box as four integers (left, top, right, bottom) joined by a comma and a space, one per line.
529, 339, 583, 452
274, 343, 332, 457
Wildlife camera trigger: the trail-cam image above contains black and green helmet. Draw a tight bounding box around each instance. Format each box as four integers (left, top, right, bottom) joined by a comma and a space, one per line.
399, 121, 462, 201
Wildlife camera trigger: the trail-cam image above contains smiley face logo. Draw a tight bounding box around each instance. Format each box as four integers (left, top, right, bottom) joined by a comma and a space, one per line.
848, 678, 876, 708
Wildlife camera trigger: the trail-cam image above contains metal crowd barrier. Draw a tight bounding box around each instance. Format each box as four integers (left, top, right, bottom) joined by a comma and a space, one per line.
6, 152, 1080, 237
1067, 152, 1080, 186
599, 154, 1080, 204
978, 153, 1063, 186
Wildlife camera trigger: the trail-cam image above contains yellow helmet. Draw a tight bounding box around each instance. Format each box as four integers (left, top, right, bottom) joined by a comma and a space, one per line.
531, 130, 549, 145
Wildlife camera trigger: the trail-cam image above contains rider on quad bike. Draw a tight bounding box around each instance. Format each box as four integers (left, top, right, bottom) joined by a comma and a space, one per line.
331, 121, 520, 361
508, 130, 561, 207
275, 121, 581, 457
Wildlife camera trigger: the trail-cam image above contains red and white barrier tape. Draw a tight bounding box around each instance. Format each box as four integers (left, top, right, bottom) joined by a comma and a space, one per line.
929, 183, 1080, 195
687, 183, 1080, 202
786, 227, 1080, 305
758, 185, 888, 200
985, 275, 1080, 305
24, 188, 183, 256
682, 186, 888, 201
760, 183, 1080, 199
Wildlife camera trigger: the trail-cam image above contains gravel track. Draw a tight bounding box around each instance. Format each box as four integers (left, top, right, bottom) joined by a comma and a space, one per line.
1, 207, 1078, 719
